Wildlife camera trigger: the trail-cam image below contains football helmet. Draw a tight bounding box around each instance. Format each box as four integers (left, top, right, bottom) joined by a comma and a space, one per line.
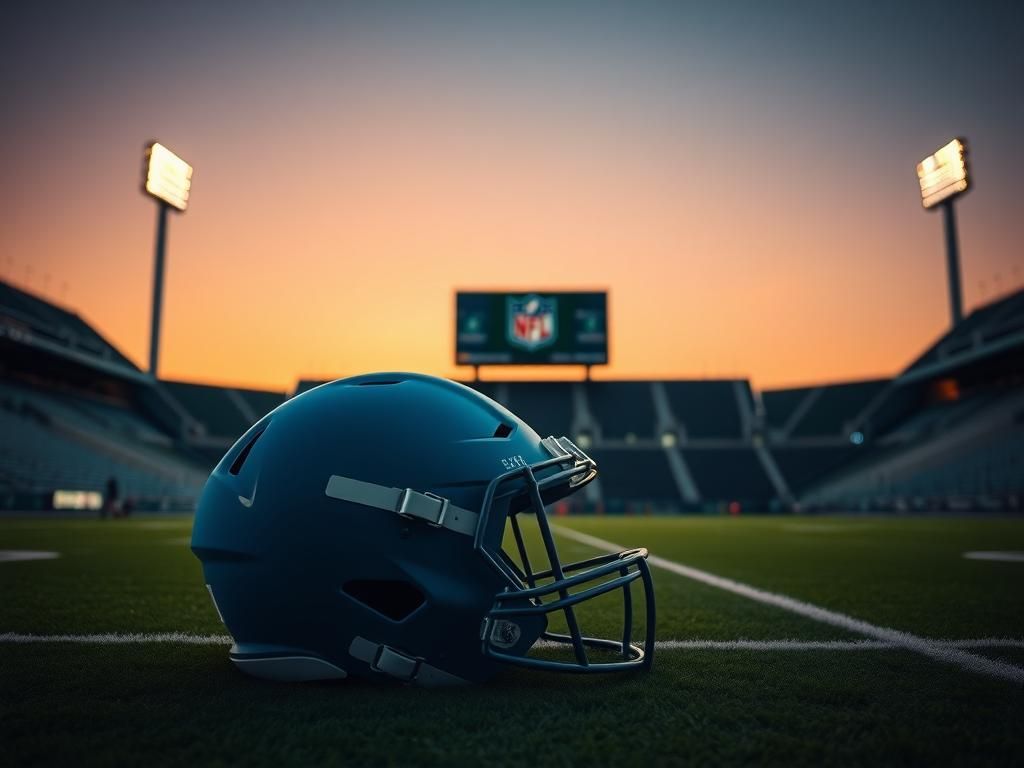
191, 373, 655, 685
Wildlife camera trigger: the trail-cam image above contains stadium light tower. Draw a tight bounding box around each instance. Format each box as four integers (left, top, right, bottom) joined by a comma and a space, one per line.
142, 142, 193, 377
916, 138, 969, 327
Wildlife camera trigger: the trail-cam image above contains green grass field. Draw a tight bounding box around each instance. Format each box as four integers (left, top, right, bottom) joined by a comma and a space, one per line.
2, 515, 1024, 766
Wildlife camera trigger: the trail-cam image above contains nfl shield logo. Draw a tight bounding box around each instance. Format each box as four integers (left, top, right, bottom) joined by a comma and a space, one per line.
507, 294, 557, 350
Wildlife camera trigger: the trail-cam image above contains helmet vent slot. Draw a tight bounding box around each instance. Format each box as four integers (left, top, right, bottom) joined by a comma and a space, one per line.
229, 428, 265, 475
342, 579, 425, 621
493, 422, 514, 438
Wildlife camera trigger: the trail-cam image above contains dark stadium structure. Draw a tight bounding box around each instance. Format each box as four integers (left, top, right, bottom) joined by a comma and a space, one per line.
0, 280, 284, 511
2, 279, 1021, 513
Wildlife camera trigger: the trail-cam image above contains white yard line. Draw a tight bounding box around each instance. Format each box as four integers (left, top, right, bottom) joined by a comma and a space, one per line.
0, 550, 60, 562
650, 639, 1024, 651
963, 551, 1024, 563
0, 632, 233, 644
553, 525, 1024, 684
2, 632, 1022, 652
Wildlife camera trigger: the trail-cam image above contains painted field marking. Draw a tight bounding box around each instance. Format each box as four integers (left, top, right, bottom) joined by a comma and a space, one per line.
553, 525, 1024, 685
963, 551, 1024, 563
0, 550, 60, 563
0, 632, 232, 644
647, 638, 1024, 651
1, 633, 1022, 652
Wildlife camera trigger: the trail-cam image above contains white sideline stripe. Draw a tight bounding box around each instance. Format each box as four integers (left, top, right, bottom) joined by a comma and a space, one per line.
2, 633, 1023, 651
0, 632, 233, 644
553, 525, 1024, 685
963, 551, 1024, 563
639, 639, 1024, 651
0, 550, 60, 562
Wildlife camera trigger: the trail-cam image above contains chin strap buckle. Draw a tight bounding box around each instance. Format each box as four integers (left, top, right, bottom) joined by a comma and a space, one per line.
397, 489, 449, 528
348, 636, 467, 686
372, 645, 419, 681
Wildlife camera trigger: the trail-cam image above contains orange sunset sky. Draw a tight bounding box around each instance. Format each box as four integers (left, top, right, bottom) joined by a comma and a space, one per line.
2, 2, 1022, 394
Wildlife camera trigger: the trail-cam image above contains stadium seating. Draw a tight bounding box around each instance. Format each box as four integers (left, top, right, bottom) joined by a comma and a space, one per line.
3, 278, 1021, 514
0, 387, 206, 506
161, 381, 253, 439
804, 387, 1024, 509
908, 428, 1022, 498
588, 448, 680, 510
663, 381, 745, 439
770, 445, 864, 495
762, 386, 815, 431
905, 289, 1024, 373
787, 380, 888, 438
886, 394, 992, 442
586, 382, 656, 440
680, 448, 776, 505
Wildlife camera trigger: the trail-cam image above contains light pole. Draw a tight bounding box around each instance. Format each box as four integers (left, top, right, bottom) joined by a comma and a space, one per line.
142, 142, 192, 377
916, 138, 969, 327
941, 198, 963, 325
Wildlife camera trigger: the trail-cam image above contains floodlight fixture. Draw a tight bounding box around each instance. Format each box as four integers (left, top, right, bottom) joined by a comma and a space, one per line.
144, 142, 193, 211
917, 138, 969, 209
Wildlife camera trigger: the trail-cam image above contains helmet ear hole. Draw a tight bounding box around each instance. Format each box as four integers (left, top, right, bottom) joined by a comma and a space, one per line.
342, 579, 425, 621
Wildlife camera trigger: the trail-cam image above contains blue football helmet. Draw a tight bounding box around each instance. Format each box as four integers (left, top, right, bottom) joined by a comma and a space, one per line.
191, 373, 655, 685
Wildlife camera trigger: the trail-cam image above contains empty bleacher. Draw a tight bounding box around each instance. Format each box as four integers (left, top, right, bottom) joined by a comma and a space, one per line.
4, 274, 1018, 514
162, 381, 253, 439
0, 380, 170, 447
902, 428, 1023, 498
788, 380, 888, 438
681, 448, 775, 504
0, 387, 206, 506
589, 448, 679, 509
770, 445, 863, 495
905, 289, 1024, 374
587, 382, 656, 440
885, 393, 993, 442
804, 384, 1024, 508
762, 387, 813, 432
663, 381, 744, 439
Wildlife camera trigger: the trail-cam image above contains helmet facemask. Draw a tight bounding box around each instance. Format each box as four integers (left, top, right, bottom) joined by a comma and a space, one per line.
476, 436, 656, 674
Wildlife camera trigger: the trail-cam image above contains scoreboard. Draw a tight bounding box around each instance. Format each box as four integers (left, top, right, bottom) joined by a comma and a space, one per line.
456, 291, 608, 366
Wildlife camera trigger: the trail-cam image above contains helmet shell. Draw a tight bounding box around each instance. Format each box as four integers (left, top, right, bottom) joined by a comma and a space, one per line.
192, 373, 564, 683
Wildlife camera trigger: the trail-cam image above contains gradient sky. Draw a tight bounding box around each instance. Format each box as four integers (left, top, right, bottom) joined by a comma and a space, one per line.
2, 1, 1022, 392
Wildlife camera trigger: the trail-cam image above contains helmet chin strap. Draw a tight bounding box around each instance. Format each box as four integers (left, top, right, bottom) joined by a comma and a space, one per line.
348, 636, 468, 686
324, 474, 479, 537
